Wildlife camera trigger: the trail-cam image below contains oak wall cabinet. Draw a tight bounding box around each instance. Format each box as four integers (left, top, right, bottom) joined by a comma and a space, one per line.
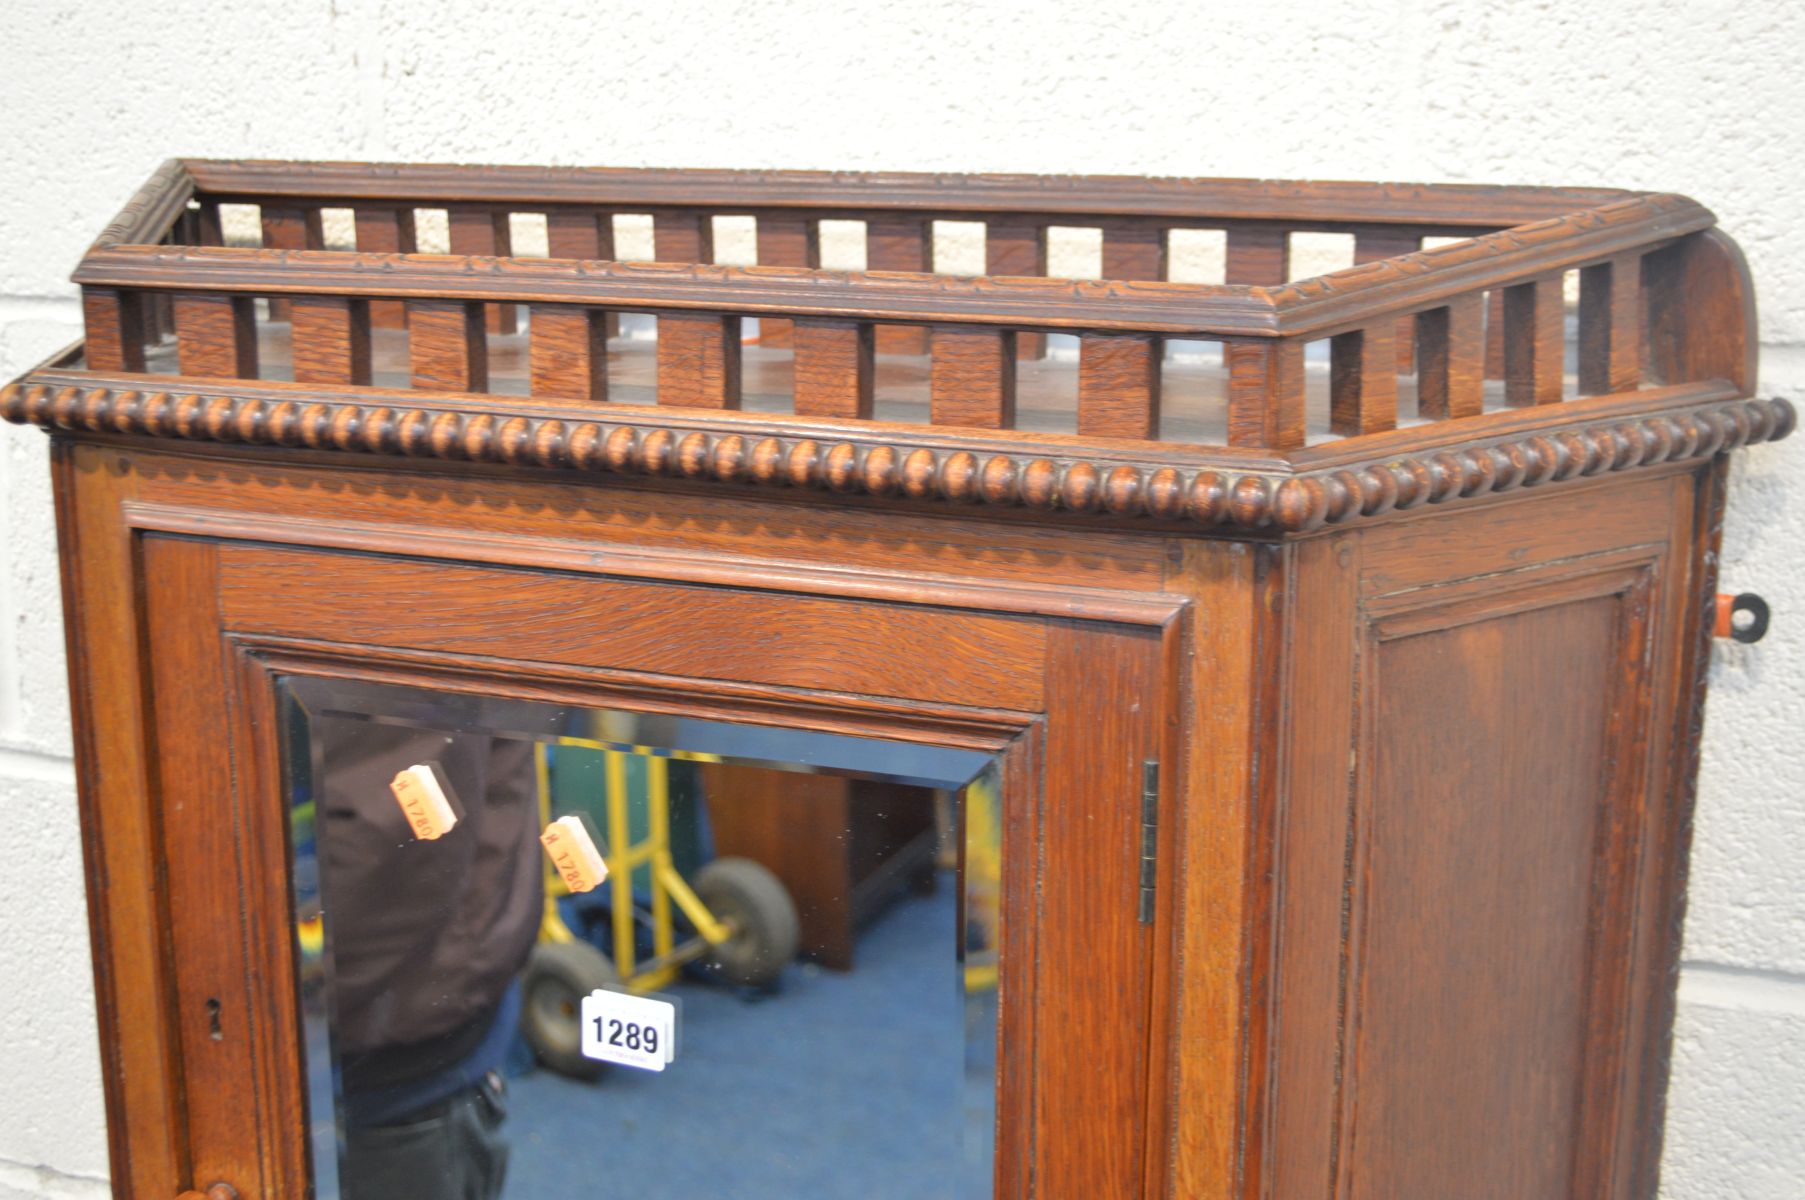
4, 161, 1789, 1200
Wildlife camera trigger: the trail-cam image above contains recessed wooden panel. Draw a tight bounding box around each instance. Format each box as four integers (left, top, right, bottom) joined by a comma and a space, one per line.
1342, 594, 1626, 1198
215, 546, 1047, 711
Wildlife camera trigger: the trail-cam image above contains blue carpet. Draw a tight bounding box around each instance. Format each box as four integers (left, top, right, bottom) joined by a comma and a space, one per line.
503, 882, 993, 1199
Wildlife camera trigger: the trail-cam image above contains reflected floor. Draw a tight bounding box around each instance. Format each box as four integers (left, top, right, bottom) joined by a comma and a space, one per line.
508, 883, 990, 1200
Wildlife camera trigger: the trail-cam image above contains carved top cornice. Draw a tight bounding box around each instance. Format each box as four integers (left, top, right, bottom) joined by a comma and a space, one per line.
5, 371, 1790, 537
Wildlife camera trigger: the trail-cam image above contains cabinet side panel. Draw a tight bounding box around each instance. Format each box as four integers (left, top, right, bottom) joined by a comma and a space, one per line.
1343, 596, 1619, 1198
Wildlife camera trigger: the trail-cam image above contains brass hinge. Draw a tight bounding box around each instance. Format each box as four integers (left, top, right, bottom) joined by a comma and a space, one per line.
1139, 760, 1159, 924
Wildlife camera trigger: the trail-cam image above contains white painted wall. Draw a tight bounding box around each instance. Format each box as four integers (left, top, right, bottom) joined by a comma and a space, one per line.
2, 2, 1801, 1195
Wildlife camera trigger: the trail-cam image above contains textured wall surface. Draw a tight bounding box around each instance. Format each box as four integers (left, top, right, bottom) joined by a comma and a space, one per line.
2, 2, 1801, 1196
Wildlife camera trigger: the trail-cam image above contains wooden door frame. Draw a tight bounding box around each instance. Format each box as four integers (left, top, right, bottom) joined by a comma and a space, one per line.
61, 438, 1190, 1200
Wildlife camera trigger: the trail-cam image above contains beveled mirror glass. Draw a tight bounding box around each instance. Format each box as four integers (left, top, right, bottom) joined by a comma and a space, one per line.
279, 676, 1000, 1199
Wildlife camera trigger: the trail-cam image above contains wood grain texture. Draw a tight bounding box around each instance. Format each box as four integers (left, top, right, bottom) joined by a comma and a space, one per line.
23, 397, 1769, 1200
1415, 294, 1484, 420
654, 210, 712, 264
986, 222, 1047, 359
1354, 230, 1419, 371
1484, 288, 1507, 382
656, 311, 741, 408
930, 326, 1017, 429
352, 206, 417, 327
407, 299, 487, 392
866, 218, 930, 354
142, 536, 302, 1199
1342, 588, 1630, 1199
217, 545, 1048, 710
528, 304, 607, 401
51, 445, 188, 1196
447, 207, 516, 333
1079, 333, 1161, 439
1504, 276, 1565, 406
81, 287, 146, 372
289, 295, 371, 386
1034, 623, 1160, 1197
545, 209, 619, 341
755, 215, 816, 348
792, 319, 873, 418
1162, 540, 1280, 1199
10, 371, 1787, 537
185, 159, 1640, 226
259, 204, 320, 319
173, 293, 258, 379
1226, 227, 1289, 285
1644, 230, 1757, 394
545, 208, 613, 261
1329, 324, 1399, 436
1226, 338, 1305, 450
1102, 223, 1166, 282
1579, 254, 1643, 396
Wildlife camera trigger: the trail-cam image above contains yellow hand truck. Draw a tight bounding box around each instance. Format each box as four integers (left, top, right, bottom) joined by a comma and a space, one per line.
519, 741, 800, 1080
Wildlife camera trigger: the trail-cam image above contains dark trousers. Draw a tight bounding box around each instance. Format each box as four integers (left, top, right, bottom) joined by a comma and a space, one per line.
343, 1074, 509, 1200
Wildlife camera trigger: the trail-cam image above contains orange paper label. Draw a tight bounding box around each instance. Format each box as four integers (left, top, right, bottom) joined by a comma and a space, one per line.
390, 764, 459, 841
541, 815, 609, 894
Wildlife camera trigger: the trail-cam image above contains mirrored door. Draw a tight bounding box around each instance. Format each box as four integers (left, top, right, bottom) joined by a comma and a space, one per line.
280, 677, 1003, 1200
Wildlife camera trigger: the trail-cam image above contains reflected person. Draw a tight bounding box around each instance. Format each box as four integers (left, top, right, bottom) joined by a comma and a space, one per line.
315, 718, 543, 1200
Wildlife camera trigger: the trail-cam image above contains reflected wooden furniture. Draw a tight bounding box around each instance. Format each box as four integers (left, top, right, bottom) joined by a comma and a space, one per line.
6, 160, 1790, 1199
700, 765, 938, 970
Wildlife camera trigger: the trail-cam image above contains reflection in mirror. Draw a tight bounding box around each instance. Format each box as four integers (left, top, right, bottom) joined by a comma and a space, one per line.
280, 677, 1002, 1199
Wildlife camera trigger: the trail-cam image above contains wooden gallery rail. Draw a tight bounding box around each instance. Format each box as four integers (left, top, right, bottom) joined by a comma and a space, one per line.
15, 158, 1784, 533
1, 159, 1791, 1200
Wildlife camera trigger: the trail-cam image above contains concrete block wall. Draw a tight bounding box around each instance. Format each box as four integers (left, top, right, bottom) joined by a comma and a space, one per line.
2, 2, 1800, 1195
